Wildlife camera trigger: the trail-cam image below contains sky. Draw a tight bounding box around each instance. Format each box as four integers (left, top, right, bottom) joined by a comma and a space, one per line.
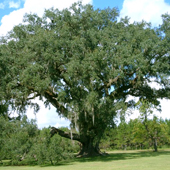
1, 0, 170, 128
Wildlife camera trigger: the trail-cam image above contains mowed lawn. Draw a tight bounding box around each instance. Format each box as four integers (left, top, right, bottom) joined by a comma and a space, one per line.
1, 150, 170, 170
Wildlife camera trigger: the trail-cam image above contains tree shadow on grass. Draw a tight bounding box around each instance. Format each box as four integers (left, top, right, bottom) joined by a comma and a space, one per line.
20, 150, 170, 167
74, 150, 170, 163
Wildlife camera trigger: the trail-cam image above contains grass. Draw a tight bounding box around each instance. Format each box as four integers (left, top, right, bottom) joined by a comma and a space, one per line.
1, 149, 170, 170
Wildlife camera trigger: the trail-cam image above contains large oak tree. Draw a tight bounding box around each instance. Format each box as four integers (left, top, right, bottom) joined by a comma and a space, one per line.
0, 3, 170, 156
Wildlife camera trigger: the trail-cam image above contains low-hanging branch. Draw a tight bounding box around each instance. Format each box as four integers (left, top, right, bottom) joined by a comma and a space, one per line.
50, 127, 81, 142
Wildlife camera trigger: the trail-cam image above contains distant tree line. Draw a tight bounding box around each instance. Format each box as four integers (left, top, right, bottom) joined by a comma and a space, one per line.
100, 116, 170, 152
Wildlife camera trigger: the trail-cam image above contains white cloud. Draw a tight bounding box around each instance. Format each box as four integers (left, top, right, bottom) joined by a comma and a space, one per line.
126, 98, 170, 122
26, 99, 70, 129
0, 0, 92, 36
0, 2, 5, 9
36, 107, 70, 129
0, 8, 25, 36
120, 0, 170, 26
9, 1, 21, 8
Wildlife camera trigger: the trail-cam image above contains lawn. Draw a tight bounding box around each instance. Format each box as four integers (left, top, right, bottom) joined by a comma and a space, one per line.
1, 150, 170, 170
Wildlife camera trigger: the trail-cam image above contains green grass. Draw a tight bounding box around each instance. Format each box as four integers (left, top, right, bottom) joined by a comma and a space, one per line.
1, 149, 170, 170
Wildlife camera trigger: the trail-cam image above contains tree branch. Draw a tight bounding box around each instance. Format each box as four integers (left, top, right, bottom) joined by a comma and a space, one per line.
44, 88, 68, 115
17, 82, 67, 115
106, 76, 119, 88
27, 93, 40, 100
50, 127, 81, 142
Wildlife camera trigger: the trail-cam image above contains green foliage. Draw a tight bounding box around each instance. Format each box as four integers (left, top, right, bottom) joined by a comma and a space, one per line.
29, 128, 74, 165
100, 117, 170, 151
137, 99, 170, 151
0, 116, 78, 165
0, 115, 38, 164
99, 127, 117, 150
115, 121, 130, 150
1, 2, 170, 155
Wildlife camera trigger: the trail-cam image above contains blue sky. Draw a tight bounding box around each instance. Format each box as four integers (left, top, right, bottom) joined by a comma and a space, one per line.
1, 0, 170, 36
0, 0, 124, 21
1, 0, 170, 128
93, 0, 124, 10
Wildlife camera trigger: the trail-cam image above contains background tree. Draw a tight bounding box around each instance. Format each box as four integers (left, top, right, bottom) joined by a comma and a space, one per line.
99, 125, 117, 151
115, 121, 129, 150
130, 118, 148, 150
0, 115, 38, 164
0, 2, 170, 156
134, 99, 170, 151
164, 119, 170, 147
143, 116, 170, 152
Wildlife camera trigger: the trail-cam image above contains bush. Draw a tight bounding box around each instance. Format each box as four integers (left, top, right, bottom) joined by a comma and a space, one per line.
0, 116, 78, 166
29, 128, 74, 165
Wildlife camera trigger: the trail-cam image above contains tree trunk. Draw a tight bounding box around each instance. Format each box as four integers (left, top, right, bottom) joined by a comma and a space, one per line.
124, 145, 127, 151
78, 138, 102, 157
153, 138, 158, 152
50, 127, 103, 157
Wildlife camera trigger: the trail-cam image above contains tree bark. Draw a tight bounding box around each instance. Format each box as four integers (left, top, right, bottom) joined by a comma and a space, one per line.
50, 127, 103, 156
50, 127, 81, 142
153, 138, 158, 152
77, 138, 102, 157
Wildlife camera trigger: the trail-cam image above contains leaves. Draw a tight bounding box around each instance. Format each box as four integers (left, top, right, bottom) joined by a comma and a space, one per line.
0, 2, 170, 153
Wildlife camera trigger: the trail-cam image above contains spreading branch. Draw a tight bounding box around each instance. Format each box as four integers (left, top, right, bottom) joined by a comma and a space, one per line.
50, 127, 81, 142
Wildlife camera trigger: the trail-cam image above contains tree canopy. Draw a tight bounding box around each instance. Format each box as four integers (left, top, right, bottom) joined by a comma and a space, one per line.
0, 2, 170, 156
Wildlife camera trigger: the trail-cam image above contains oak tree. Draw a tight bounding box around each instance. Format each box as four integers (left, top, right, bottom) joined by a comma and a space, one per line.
0, 2, 170, 156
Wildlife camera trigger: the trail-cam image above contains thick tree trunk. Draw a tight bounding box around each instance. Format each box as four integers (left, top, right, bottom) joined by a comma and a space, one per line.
50, 127, 103, 156
77, 138, 102, 157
